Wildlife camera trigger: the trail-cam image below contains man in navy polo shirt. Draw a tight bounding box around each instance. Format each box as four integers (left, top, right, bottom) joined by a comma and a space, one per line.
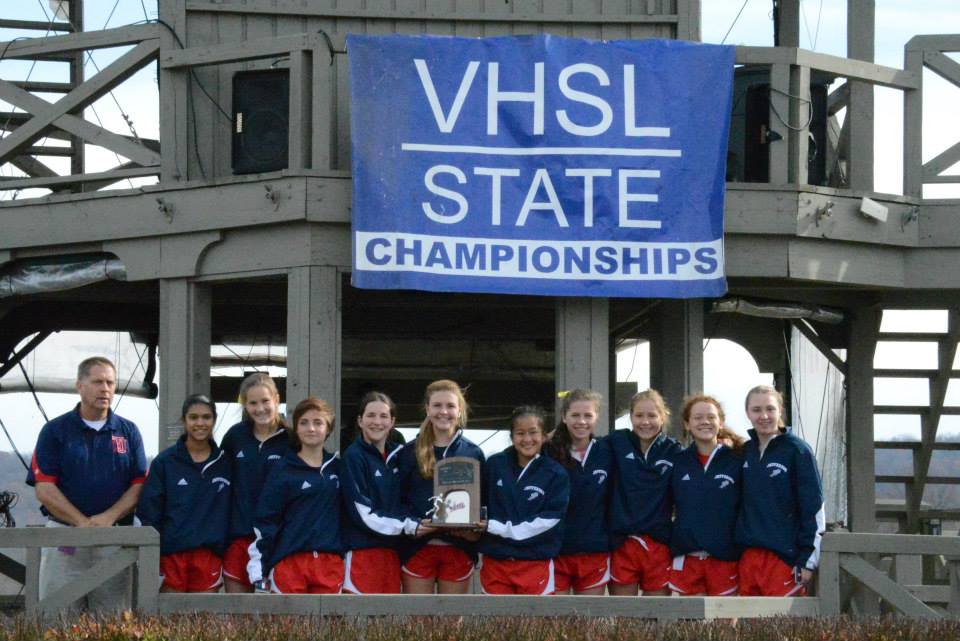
26, 356, 147, 611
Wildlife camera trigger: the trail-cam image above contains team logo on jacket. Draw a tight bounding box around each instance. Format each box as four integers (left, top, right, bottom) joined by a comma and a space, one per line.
625, 452, 636, 460
654, 459, 673, 475
211, 476, 230, 492
592, 470, 608, 485
375, 470, 383, 477
767, 462, 788, 478
236, 451, 245, 459
496, 479, 503, 487
177, 478, 188, 486
524, 485, 545, 501
680, 473, 690, 481
714, 474, 735, 489
111, 436, 128, 454
301, 480, 312, 490
267, 454, 281, 461
329, 474, 339, 488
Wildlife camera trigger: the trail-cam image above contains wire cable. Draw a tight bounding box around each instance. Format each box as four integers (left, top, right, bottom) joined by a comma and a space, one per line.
18, 361, 48, 423
720, 0, 751, 45
113, 341, 148, 412
0, 415, 29, 472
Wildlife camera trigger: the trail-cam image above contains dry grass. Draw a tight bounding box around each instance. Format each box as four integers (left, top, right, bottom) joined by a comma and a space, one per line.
1, 612, 959, 641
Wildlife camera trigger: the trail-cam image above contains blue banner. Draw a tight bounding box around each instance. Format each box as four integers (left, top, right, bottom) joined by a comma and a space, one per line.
348, 34, 733, 298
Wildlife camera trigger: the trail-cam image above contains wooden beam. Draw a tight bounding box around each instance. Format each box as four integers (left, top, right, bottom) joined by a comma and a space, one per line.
0, 79, 162, 167
0, 526, 158, 548
827, 81, 849, 117
797, 50, 918, 89
823, 532, 960, 555
184, 1, 682, 24
846, 307, 879, 533
0, 24, 158, 59
8, 155, 59, 180
160, 33, 324, 69
0, 552, 25, 585
791, 319, 847, 374
40, 548, 138, 614
0, 40, 159, 164
0, 166, 158, 191
839, 554, 940, 618
922, 140, 960, 180
0, 19, 72, 31
846, 0, 875, 191
157, 593, 819, 618
924, 51, 960, 86
11, 81, 75, 93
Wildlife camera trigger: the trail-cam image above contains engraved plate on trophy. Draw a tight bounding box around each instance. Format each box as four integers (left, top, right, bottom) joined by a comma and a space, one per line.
430, 456, 482, 527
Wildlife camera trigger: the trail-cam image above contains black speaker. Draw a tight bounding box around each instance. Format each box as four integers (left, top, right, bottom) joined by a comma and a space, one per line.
727, 66, 829, 185
232, 69, 289, 175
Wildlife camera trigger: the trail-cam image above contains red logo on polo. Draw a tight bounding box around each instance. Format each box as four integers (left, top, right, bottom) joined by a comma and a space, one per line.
112, 436, 128, 454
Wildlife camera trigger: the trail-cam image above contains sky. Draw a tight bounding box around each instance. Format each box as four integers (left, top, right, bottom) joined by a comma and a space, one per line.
1, 1, 959, 460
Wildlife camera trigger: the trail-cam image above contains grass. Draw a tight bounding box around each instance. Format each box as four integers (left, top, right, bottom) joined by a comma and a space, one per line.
2, 613, 959, 641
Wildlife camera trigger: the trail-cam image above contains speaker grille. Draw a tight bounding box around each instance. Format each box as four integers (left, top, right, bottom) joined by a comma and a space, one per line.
232, 69, 289, 175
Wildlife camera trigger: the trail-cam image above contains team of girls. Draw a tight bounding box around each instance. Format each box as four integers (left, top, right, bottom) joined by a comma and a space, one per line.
138, 378, 823, 596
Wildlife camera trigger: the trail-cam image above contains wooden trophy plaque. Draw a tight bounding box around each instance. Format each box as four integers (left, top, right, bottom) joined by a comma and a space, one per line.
429, 456, 482, 528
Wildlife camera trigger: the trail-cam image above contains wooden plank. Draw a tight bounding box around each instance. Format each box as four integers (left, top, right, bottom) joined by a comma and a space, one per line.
768, 63, 791, 184
0, 526, 159, 548
157, 593, 817, 618
823, 533, 960, 556
839, 553, 940, 618
922, 139, 960, 180
734, 46, 796, 65
827, 81, 849, 116
0, 166, 159, 191
0, 41, 159, 164
789, 64, 810, 184
11, 81, 74, 93
0, 19, 73, 31
8, 154, 60, 180
288, 49, 313, 171
185, 1, 680, 23
136, 542, 160, 613
818, 550, 841, 615
949, 559, 960, 615
160, 0, 188, 182
795, 50, 918, 89
877, 475, 960, 485
0, 80, 162, 167
40, 548, 138, 614
924, 51, 960, 87
845, 0, 875, 192
0, 24, 158, 59
903, 44, 924, 197
0, 552, 26, 585
791, 319, 846, 374
24, 547, 39, 615
846, 307, 879, 533
160, 33, 324, 68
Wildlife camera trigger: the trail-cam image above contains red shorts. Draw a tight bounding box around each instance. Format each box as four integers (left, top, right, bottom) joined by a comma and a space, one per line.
554, 552, 610, 593
739, 547, 806, 596
402, 544, 474, 583
343, 548, 401, 594
270, 551, 344, 594
610, 535, 671, 592
480, 557, 555, 595
668, 553, 739, 596
222, 536, 255, 586
160, 548, 222, 592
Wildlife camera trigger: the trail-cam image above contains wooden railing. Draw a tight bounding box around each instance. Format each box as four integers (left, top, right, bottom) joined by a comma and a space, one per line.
1, 528, 959, 619
819, 532, 960, 617
0, 526, 159, 616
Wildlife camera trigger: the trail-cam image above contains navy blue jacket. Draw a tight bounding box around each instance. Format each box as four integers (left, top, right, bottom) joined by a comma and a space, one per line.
558, 437, 612, 555
27, 405, 147, 522
340, 438, 418, 550
607, 430, 680, 546
735, 429, 825, 570
219, 421, 291, 542
669, 444, 742, 561
480, 449, 570, 561
247, 450, 341, 582
136, 437, 231, 556
397, 431, 485, 563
